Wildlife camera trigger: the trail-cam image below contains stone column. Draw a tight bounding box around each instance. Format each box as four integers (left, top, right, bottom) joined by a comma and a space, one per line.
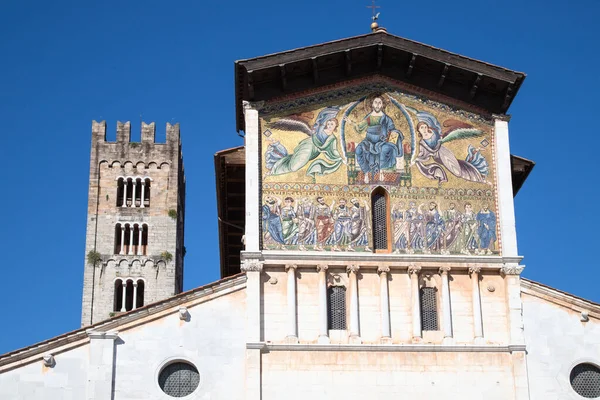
119, 226, 125, 255
140, 180, 145, 208
285, 264, 298, 343
132, 282, 138, 310
131, 179, 137, 208
470, 266, 484, 341
120, 281, 126, 312
243, 101, 260, 252
378, 265, 391, 342
317, 264, 329, 344
409, 265, 422, 340
439, 266, 453, 340
494, 115, 518, 257
241, 258, 263, 400
128, 225, 134, 255
347, 264, 361, 343
86, 330, 119, 400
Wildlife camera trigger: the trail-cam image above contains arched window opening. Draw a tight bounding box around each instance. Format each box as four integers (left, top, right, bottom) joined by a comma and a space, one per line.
114, 280, 123, 312
123, 224, 131, 255
136, 280, 145, 308
420, 287, 439, 331
125, 179, 133, 207
116, 178, 125, 206
141, 224, 148, 255
371, 187, 391, 253
144, 179, 151, 207
114, 223, 122, 254
133, 179, 141, 207
125, 280, 134, 311
132, 224, 140, 255
328, 286, 347, 330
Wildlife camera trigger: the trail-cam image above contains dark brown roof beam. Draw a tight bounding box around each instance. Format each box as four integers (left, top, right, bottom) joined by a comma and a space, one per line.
345, 50, 352, 76
311, 57, 319, 83
377, 44, 383, 70
437, 64, 449, 88
279, 64, 287, 91
247, 71, 255, 100
406, 53, 417, 78
470, 74, 482, 99
503, 83, 514, 110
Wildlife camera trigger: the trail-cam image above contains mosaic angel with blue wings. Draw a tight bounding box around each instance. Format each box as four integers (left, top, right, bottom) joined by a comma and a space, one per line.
409, 109, 490, 184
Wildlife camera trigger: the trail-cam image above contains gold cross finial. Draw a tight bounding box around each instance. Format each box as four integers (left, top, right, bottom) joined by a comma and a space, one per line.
367, 0, 381, 31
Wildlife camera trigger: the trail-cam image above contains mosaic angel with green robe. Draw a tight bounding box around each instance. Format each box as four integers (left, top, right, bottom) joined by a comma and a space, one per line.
264, 107, 343, 178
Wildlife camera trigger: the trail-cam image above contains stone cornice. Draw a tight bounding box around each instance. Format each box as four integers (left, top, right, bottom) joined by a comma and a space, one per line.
247, 342, 527, 353
521, 278, 600, 319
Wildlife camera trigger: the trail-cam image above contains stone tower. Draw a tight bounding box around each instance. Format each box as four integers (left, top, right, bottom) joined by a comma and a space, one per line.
81, 121, 186, 326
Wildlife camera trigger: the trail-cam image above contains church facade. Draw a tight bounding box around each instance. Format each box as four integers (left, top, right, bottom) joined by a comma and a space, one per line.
1, 27, 600, 400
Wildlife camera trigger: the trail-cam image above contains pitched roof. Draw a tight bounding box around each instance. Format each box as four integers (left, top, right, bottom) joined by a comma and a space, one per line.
235, 30, 526, 131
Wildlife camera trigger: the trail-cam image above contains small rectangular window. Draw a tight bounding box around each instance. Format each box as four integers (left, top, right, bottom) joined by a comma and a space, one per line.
328, 286, 346, 330
420, 287, 439, 331
372, 191, 389, 251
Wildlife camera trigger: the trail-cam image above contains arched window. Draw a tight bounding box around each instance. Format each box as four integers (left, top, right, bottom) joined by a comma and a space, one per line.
123, 224, 131, 255
420, 286, 439, 331
116, 178, 125, 206
114, 280, 123, 312
328, 286, 347, 330
371, 187, 391, 252
125, 178, 133, 207
114, 223, 122, 254
141, 224, 148, 255
136, 279, 145, 308
143, 179, 151, 207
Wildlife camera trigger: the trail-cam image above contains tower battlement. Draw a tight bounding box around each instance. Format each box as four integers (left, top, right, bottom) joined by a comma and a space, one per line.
92, 120, 180, 145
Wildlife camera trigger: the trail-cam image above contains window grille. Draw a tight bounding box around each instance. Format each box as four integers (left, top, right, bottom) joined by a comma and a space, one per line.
372, 192, 388, 250
570, 363, 600, 398
420, 287, 439, 331
328, 286, 346, 330
158, 362, 200, 398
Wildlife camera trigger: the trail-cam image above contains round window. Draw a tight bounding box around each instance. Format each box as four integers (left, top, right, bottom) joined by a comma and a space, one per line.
158, 361, 200, 398
570, 363, 600, 398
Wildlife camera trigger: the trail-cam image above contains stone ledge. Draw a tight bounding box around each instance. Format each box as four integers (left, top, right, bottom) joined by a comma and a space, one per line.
246, 342, 527, 353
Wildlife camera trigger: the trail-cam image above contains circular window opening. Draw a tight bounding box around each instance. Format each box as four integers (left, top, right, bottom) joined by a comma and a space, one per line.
571, 363, 600, 398
158, 361, 200, 398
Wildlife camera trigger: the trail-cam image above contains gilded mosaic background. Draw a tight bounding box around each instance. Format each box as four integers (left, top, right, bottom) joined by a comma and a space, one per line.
260, 89, 498, 255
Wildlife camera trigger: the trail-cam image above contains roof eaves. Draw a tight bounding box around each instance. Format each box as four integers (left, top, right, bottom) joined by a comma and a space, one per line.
521, 278, 600, 317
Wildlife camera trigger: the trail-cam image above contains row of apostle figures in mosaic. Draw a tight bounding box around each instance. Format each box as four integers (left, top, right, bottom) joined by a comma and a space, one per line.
262, 195, 497, 255
261, 90, 500, 255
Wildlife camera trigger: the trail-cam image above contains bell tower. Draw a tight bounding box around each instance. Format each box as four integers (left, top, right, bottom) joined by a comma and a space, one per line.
81, 121, 186, 326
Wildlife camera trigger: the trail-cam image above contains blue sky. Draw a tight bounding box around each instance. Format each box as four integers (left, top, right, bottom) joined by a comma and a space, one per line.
0, 0, 598, 354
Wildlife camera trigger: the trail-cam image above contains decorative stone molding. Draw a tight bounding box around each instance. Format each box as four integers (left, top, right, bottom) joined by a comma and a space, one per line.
468, 266, 482, 275
408, 265, 421, 275
316, 264, 328, 272
86, 330, 119, 340
377, 265, 391, 274
42, 354, 55, 367
439, 266, 451, 274
500, 264, 525, 276
178, 307, 189, 320
492, 113, 512, 122
346, 264, 360, 274
241, 259, 264, 272
285, 264, 298, 272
